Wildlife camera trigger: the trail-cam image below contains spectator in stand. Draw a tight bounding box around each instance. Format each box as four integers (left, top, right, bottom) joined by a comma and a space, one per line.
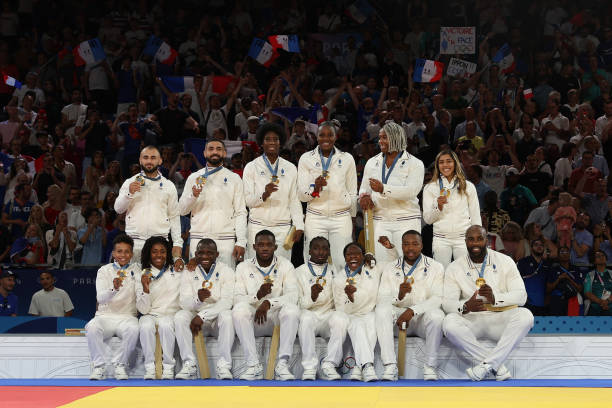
553, 192, 577, 248
80, 108, 111, 171
519, 154, 553, 203
500, 167, 537, 225
96, 160, 122, 208
68, 191, 96, 233
28, 271, 74, 317
547, 246, 585, 316
465, 164, 491, 210
594, 221, 612, 261
52, 145, 76, 187
595, 100, 612, 139
150, 91, 200, 146
584, 250, 612, 316
2, 183, 34, 239
517, 238, 552, 316
60, 89, 87, 139
27, 204, 51, 235
456, 121, 485, 155
83, 151, 106, 199
480, 149, 510, 196
574, 136, 609, 178
46, 211, 77, 268
78, 208, 106, 265
568, 150, 603, 195
0, 269, 17, 316
33, 153, 66, 204
10, 223, 45, 264
482, 190, 510, 235
0, 102, 22, 149
42, 184, 66, 226
499, 221, 526, 262
571, 212, 593, 266
554, 142, 577, 188
540, 99, 570, 150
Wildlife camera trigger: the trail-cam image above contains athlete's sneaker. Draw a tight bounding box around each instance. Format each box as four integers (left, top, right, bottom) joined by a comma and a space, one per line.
162, 364, 174, 380
495, 364, 512, 381
175, 360, 197, 380
239, 363, 263, 380
302, 368, 317, 380
423, 364, 438, 381
114, 364, 128, 380
467, 362, 493, 381
349, 365, 362, 381
216, 364, 233, 380
381, 363, 398, 381
274, 359, 295, 381
143, 363, 156, 380
362, 364, 378, 382
89, 366, 106, 380
320, 362, 341, 380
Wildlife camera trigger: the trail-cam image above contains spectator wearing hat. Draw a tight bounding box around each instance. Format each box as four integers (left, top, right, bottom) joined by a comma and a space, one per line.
0, 269, 18, 317
28, 271, 74, 317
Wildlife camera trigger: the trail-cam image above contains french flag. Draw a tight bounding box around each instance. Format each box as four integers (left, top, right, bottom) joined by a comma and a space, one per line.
144, 36, 178, 65
72, 38, 107, 67
160, 76, 195, 93
492, 43, 516, 74
3, 74, 22, 89
412, 59, 444, 83
268, 35, 300, 53
248, 38, 278, 67
523, 88, 534, 100
345, 0, 375, 24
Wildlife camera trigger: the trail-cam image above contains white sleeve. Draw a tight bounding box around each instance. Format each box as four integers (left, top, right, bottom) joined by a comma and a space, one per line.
243, 163, 265, 209
114, 180, 133, 214
359, 159, 374, 197
410, 263, 443, 316
442, 264, 467, 314
297, 155, 316, 203
381, 160, 424, 200
178, 174, 197, 216
96, 267, 118, 305
422, 183, 442, 225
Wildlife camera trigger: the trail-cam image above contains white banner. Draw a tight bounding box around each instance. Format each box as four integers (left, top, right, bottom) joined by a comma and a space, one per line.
440, 27, 476, 54
447, 57, 478, 78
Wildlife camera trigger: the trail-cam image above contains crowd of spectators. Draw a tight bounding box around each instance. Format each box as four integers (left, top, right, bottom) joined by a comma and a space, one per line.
0, 0, 610, 316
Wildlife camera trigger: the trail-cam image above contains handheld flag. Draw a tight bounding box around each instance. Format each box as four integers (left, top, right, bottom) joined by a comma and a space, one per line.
144, 36, 178, 65
413, 59, 444, 83
268, 35, 300, 53
248, 38, 278, 67
3, 75, 22, 89
72, 38, 107, 67
523, 88, 533, 100
492, 43, 516, 74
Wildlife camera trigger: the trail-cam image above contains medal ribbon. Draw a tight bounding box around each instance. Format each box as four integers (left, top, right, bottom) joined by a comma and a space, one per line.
307, 262, 328, 279
345, 264, 363, 279
202, 165, 223, 182
319, 147, 334, 174
262, 155, 279, 179
381, 152, 402, 184
198, 263, 216, 282
401, 255, 421, 280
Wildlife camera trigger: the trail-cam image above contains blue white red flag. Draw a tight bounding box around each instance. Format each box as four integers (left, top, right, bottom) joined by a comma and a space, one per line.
144, 36, 178, 65
72, 38, 107, 66
413, 59, 444, 83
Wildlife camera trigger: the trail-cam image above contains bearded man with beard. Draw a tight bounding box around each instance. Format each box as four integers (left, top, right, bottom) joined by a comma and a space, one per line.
115, 145, 183, 266
442, 225, 534, 381
179, 140, 247, 267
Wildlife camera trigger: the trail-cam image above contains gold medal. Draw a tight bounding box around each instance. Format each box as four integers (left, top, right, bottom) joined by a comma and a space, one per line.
322, 170, 329, 179
143, 268, 152, 278
117, 269, 127, 281
316, 276, 326, 287
136, 175, 145, 186
196, 175, 206, 186
271, 175, 279, 184
202, 280, 213, 290
264, 276, 274, 284
440, 188, 451, 198
346, 277, 355, 286
475, 277, 486, 287
404, 275, 415, 285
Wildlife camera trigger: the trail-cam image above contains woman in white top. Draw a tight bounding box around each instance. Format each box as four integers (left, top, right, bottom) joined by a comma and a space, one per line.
554, 142, 577, 187
423, 149, 481, 268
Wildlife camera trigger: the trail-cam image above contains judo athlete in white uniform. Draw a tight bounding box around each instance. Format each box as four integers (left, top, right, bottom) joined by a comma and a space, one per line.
114, 146, 184, 269
376, 230, 445, 381
443, 225, 534, 381
243, 123, 304, 259
86, 234, 139, 380
174, 239, 235, 380
331, 243, 380, 382
423, 150, 481, 268
298, 122, 357, 266
296, 236, 347, 380
136, 236, 181, 379
232, 230, 300, 380
179, 140, 247, 267
359, 122, 424, 264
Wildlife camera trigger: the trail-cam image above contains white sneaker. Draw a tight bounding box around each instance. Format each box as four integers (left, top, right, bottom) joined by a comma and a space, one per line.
175, 360, 197, 380
302, 368, 317, 380
381, 363, 398, 381
423, 364, 438, 381
362, 364, 378, 382
162, 364, 174, 380
89, 366, 106, 380
114, 365, 128, 380
274, 359, 295, 381
349, 365, 362, 381
495, 364, 512, 381
239, 364, 263, 380
143, 364, 156, 380
467, 362, 493, 381
320, 362, 341, 380
216, 364, 233, 380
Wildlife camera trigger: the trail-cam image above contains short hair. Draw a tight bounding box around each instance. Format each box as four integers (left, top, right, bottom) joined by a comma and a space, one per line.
255, 229, 276, 243
14, 183, 26, 195
141, 236, 173, 269
141, 145, 161, 156
83, 207, 100, 220
256, 122, 286, 146
197, 238, 217, 251
594, 249, 608, 262
343, 242, 365, 257
113, 233, 134, 249
530, 238, 544, 247
401, 230, 423, 242
39, 270, 54, 278
309, 236, 330, 249
205, 139, 226, 149
470, 164, 483, 178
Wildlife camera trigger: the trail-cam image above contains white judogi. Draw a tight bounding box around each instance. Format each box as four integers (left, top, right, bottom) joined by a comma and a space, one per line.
376, 256, 445, 367
86, 262, 140, 369
359, 151, 424, 264
331, 264, 380, 367
296, 262, 347, 371
243, 155, 304, 260
442, 250, 534, 371
136, 265, 181, 370
297, 146, 357, 266
115, 173, 182, 261
232, 256, 299, 367
174, 262, 235, 370
179, 166, 247, 267
423, 177, 481, 268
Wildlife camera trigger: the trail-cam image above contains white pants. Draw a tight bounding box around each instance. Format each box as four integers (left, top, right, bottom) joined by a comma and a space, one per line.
331, 311, 376, 367
247, 223, 292, 260
139, 314, 176, 368
374, 218, 421, 265
443, 308, 534, 370
132, 239, 146, 264
190, 237, 236, 268
174, 309, 234, 369
298, 309, 348, 370
375, 304, 444, 367
232, 302, 300, 367
85, 314, 139, 368
432, 236, 468, 269
304, 212, 352, 267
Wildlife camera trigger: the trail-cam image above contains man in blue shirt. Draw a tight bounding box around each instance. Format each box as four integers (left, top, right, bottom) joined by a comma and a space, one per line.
517, 239, 551, 315
571, 213, 593, 266
547, 246, 585, 316
1, 184, 34, 240
0, 269, 18, 316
